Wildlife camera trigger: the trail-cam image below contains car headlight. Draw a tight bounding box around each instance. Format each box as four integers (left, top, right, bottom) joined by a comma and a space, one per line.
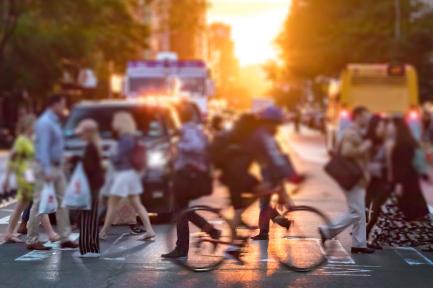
147, 150, 168, 169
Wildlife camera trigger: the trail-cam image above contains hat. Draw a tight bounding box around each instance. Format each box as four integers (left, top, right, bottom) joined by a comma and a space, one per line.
257, 105, 285, 124
75, 119, 98, 135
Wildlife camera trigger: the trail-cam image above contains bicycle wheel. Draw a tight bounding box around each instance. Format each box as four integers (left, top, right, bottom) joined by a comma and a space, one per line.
271, 205, 331, 272
165, 205, 234, 272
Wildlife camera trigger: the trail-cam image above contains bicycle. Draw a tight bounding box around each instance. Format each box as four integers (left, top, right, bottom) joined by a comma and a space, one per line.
164, 182, 332, 273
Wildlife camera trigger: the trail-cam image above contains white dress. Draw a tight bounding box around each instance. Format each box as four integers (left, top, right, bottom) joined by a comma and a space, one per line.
109, 169, 143, 197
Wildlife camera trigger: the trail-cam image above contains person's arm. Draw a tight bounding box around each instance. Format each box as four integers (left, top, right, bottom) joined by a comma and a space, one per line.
36, 120, 53, 179
340, 130, 371, 158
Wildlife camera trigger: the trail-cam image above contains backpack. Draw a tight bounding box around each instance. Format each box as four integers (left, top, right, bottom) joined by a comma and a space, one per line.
209, 114, 258, 169
130, 137, 147, 171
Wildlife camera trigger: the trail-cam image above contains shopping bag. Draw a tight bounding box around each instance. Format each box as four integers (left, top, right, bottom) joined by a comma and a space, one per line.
63, 163, 91, 210
38, 183, 58, 214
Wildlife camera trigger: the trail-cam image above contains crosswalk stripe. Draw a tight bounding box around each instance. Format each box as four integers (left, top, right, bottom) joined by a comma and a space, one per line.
0, 215, 10, 225
14, 233, 80, 261
394, 247, 433, 266
326, 240, 355, 264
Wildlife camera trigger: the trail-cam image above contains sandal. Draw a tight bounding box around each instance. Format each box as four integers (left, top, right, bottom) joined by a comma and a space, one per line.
99, 233, 108, 241
49, 234, 61, 242
4, 236, 24, 244
138, 233, 156, 241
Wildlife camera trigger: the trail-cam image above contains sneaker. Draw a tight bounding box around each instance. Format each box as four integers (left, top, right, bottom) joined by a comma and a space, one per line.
273, 216, 292, 230
161, 248, 188, 259
60, 241, 79, 249
351, 247, 375, 254
251, 233, 269, 241
129, 224, 146, 235
27, 242, 52, 251
79, 252, 101, 258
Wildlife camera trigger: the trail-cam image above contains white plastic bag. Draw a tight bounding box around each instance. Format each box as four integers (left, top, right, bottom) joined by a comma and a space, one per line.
38, 183, 58, 214
63, 163, 91, 210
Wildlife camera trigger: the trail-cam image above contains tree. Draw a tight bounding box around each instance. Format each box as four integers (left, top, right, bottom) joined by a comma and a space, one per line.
0, 0, 149, 100
274, 0, 433, 99
169, 0, 208, 59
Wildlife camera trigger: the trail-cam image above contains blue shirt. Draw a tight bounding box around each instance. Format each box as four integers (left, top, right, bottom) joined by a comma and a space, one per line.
247, 128, 294, 185
111, 134, 135, 171
35, 110, 64, 176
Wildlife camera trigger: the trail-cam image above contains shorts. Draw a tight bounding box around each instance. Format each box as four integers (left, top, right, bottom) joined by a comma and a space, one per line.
109, 170, 143, 197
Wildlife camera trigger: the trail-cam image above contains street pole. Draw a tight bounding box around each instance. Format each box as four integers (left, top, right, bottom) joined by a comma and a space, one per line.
394, 0, 401, 41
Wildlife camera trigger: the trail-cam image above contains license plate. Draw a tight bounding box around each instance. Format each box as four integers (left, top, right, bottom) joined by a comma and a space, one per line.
152, 191, 164, 199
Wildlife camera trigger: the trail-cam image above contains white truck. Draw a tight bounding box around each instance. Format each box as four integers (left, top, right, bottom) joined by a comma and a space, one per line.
124, 53, 214, 116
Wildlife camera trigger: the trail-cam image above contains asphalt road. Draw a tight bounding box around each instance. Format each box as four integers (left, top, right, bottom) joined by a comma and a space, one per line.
0, 126, 433, 288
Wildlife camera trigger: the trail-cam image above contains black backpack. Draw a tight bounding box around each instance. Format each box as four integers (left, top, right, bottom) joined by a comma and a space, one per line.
209, 113, 258, 169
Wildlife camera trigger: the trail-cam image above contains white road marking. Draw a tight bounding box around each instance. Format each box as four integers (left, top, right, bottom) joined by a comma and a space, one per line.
0, 208, 14, 212
325, 240, 355, 264
0, 215, 10, 225
15, 250, 58, 262
394, 247, 433, 266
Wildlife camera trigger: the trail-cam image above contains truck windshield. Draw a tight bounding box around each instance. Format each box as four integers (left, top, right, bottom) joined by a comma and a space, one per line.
180, 78, 205, 95
64, 106, 167, 139
129, 78, 168, 96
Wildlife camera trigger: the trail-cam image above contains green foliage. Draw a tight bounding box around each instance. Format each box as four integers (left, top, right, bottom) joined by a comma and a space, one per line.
0, 0, 148, 99
275, 0, 433, 99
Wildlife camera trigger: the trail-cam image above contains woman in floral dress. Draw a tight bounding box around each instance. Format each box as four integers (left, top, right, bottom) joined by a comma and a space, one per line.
369, 117, 433, 252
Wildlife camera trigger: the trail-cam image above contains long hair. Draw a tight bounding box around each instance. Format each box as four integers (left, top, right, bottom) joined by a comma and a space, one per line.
231, 113, 259, 143
393, 117, 418, 149
112, 112, 137, 135
16, 114, 36, 135
365, 114, 383, 147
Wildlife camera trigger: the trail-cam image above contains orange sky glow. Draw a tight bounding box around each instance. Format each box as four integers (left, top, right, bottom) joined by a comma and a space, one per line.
209, 0, 292, 66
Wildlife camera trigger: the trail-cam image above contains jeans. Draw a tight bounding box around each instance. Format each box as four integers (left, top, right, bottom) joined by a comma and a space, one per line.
175, 199, 214, 253
258, 195, 281, 234
322, 186, 367, 248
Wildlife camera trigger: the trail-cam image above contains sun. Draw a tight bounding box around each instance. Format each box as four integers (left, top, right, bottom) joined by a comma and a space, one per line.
209, 0, 292, 66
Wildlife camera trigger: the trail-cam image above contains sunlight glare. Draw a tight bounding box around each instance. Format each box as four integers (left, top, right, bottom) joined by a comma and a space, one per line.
209, 0, 292, 66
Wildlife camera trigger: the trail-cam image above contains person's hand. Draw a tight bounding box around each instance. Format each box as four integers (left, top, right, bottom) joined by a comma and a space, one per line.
395, 185, 403, 197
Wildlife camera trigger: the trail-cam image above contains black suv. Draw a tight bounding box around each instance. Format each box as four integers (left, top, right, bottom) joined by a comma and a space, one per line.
64, 100, 181, 220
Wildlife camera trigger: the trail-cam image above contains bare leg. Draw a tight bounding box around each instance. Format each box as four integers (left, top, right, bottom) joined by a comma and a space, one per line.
4, 201, 28, 241
41, 215, 60, 242
128, 195, 155, 238
99, 196, 121, 237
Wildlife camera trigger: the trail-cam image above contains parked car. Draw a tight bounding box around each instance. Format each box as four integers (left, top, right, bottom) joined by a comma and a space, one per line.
63, 99, 181, 221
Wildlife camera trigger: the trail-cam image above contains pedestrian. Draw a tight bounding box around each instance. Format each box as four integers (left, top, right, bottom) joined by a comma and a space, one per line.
320, 106, 375, 254
26, 95, 78, 251
2, 115, 59, 243
364, 115, 390, 240
72, 119, 105, 257
99, 112, 155, 241
162, 112, 217, 259
369, 117, 433, 252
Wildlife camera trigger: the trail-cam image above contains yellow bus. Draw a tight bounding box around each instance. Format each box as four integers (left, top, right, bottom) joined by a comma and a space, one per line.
326, 63, 421, 151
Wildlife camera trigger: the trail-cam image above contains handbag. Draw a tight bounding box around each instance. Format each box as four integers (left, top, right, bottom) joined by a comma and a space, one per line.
62, 163, 92, 210
413, 148, 428, 175
324, 140, 363, 191
38, 183, 58, 214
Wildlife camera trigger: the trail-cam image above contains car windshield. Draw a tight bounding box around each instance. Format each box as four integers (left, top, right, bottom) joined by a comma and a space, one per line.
64, 105, 167, 139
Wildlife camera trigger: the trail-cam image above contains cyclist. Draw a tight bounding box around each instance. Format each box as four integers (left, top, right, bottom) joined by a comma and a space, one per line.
162, 105, 304, 261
